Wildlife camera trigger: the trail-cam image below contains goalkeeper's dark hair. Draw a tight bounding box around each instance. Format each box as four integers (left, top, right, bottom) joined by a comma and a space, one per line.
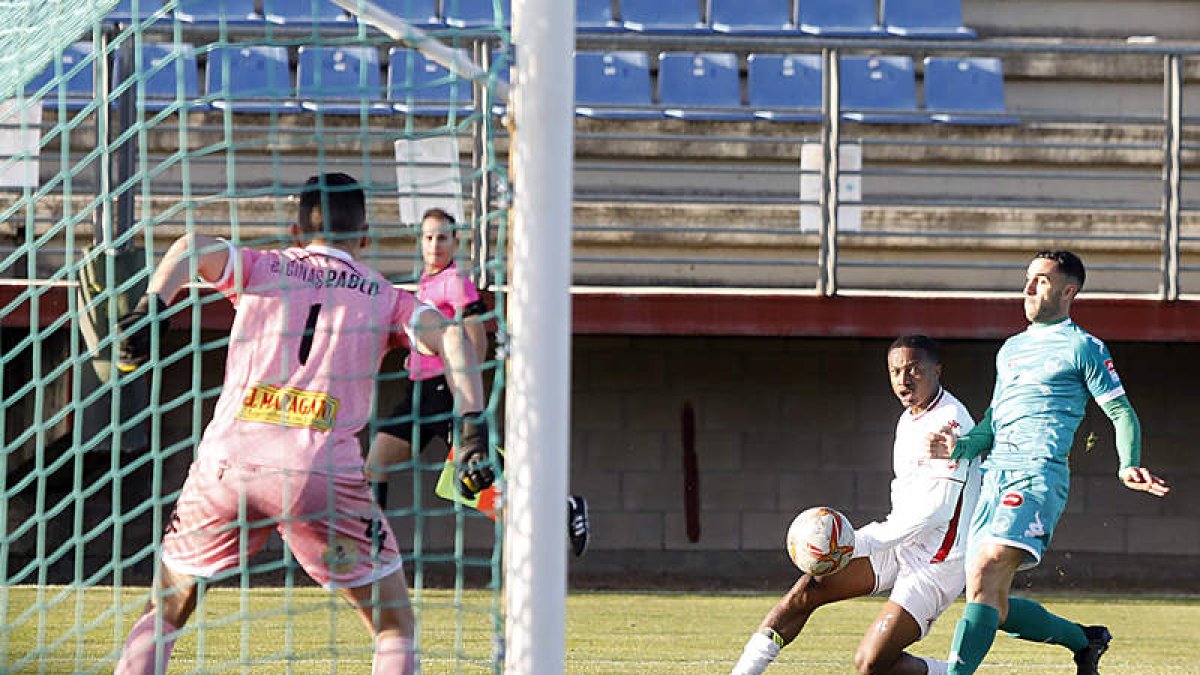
1034, 249, 1086, 288
889, 334, 940, 363
297, 173, 366, 237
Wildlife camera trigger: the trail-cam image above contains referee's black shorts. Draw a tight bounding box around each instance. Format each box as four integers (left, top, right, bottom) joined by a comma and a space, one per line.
376, 375, 454, 450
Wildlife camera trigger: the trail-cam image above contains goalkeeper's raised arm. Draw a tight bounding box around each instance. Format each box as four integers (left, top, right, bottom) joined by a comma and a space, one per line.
114, 234, 230, 372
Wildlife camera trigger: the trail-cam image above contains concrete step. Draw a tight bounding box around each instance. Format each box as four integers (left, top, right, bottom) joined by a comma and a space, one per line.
964, 0, 1200, 40
4, 193, 1192, 293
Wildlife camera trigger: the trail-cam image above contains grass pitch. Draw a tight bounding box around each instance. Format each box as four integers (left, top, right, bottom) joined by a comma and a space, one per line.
2, 586, 1198, 673
590, 592, 1200, 674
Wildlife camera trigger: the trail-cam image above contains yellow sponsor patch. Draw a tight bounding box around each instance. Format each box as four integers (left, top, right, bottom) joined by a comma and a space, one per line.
238, 383, 339, 431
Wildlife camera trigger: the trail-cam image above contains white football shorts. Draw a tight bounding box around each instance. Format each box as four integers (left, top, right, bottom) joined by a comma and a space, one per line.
869, 545, 966, 638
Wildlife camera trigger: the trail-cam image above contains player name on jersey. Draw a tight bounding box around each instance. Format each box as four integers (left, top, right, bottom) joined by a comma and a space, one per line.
268, 258, 383, 296
238, 383, 340, 431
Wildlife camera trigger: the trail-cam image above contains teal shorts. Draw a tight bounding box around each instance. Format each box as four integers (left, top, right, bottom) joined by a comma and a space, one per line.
968, 466, 1070, 571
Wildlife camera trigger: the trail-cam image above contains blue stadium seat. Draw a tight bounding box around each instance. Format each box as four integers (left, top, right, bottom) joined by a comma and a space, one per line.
25, 43, 96, 110
658, 52, 753, 121
297, 46, 390, 114
176, 0, 258, 23
388, 48, 474, 115
113, 43, 205, 111
260, 0, 348, 24
206, 45, 299, 113
621, 0, 708, 33
360, 0, 441, 26
882, 0, 976, 38
747, 53, 822, 122
797, 0, 882, 36
577, 0, 620, 32
444, 0, 510, 28
711, 0, 796, 34
923, 57, 1018, 125
574, 51, 661, 120
840, 55, 925, 123
106, 0, 164, 23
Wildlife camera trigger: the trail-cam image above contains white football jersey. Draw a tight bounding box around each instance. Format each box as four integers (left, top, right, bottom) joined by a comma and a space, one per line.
855, 387, 981, 564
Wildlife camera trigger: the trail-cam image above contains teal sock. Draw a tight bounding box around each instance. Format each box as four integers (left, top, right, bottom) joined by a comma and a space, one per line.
1000, 597, 1087, 651
947, 603, 1000, 675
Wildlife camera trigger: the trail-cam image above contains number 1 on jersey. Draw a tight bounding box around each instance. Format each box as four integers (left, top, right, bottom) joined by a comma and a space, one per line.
298, 303, 322, 365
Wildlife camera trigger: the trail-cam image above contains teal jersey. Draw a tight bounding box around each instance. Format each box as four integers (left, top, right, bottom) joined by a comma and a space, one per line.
987, 319, 1125, 470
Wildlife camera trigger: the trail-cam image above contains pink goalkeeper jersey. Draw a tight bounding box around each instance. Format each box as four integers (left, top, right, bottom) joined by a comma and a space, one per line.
198, 243, 420, 473
407, 262, 480, 381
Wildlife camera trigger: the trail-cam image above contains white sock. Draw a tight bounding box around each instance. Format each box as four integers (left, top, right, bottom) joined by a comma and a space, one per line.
730, 630, 781, 675
920, 656, 949, 675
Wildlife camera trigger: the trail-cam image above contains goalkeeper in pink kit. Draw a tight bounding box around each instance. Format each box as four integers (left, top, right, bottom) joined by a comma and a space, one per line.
112, 173, 497, 674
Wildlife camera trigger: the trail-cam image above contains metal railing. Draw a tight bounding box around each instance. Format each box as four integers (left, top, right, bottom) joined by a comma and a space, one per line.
573, 33, 1200, 299
4, 25, 1200, 299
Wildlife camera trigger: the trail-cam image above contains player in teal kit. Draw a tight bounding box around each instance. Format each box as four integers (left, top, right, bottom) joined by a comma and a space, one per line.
927, 250, 1170, 675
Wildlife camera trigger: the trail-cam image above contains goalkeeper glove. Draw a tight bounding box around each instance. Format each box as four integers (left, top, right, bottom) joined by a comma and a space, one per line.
454, 413, 501, 499
115, 294, 169, 372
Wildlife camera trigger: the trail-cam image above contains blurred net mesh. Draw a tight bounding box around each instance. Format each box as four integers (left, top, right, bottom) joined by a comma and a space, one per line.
0, 1, 118, 101
0, 0, 509, 670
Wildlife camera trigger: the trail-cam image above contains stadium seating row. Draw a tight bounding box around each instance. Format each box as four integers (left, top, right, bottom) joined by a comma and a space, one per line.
615, 0, 974, 38
109, 0, 500, 28
580, 52, 1014, 124
25, 43, 479, 115
26, 44, 1015, 124
107, 0, 975, 38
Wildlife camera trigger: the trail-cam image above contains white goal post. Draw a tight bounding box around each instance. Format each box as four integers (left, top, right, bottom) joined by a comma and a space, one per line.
504, 2, 575, 673
333, 1, 573, 672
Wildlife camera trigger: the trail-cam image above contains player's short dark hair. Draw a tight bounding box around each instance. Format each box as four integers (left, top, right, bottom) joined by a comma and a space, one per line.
888, 334, 940, 363
297, 173, 366, 236
421, 207, 457, 226
1034, 249, 1086, 288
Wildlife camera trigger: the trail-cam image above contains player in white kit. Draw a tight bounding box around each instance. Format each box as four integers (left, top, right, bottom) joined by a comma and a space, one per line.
112, 174, 497, 675
732, 335, 980, 675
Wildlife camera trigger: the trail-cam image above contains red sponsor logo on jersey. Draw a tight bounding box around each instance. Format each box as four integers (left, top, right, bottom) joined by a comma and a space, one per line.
1001, 492, 1024, 508
1104, 359, 1121, 382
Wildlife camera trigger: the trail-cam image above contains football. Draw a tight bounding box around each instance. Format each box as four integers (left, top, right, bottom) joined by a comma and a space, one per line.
785, 507, 856, 576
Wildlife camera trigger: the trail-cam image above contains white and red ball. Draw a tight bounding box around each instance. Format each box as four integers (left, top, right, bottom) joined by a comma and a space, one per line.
785, 507, 856, 576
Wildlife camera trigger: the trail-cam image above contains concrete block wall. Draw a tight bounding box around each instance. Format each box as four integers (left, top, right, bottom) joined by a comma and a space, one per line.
567, 335, 1200, 588
10, 328, 1195, 588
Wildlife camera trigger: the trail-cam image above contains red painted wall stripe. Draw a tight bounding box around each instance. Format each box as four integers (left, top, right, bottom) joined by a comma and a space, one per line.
682, 401, 700, 544
3, 286, 1199, 342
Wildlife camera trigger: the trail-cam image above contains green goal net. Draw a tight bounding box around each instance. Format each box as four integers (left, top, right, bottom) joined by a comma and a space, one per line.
0, 0, 509, 671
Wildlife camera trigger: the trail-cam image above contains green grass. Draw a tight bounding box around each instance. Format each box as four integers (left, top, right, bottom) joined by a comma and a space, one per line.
3, 586, 1198, 673
575, 592, 1200, 674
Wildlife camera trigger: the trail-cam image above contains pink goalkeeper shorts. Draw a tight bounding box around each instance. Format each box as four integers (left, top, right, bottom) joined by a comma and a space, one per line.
161, 458, 402, 589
